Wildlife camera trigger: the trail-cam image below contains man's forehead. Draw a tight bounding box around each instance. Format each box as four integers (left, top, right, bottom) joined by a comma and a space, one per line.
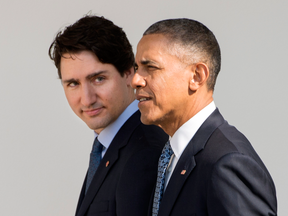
61, 51, 98, 61
138, 34, 169, 49
136, 35, 168, 57
136, 34, 180, 64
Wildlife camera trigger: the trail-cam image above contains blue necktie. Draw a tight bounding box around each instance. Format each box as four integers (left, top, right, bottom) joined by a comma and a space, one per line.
152, 141, 174, 216
85, 138, 103, 193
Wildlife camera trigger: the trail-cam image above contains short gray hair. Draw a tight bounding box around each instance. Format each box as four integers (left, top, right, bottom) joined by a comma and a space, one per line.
144, 18, 221, 91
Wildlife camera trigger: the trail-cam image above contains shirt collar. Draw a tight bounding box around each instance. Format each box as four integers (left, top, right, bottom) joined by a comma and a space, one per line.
170, 101, 216, 159
94, 100, 139, 149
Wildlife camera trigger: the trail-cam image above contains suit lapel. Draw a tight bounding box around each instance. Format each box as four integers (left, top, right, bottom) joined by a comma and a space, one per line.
158, 109, 225, 216
76, 111, 141, 216
75, 174, 87, 215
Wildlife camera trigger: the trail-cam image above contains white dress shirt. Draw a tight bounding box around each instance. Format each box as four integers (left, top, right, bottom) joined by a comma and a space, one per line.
94, 100, 139, 157
164, 101, 216, 190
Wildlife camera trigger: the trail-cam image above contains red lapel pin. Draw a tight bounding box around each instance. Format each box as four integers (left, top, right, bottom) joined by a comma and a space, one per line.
106, 161, 110, 167
181, 170, 186, 175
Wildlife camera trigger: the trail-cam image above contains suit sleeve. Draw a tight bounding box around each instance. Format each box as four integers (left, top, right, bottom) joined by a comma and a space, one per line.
116, 147, 160, 216
207, 152, 277, 216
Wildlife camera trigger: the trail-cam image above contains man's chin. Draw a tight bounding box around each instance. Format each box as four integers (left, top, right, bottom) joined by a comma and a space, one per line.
140, 114, 154, 125
85, 122, 102, 132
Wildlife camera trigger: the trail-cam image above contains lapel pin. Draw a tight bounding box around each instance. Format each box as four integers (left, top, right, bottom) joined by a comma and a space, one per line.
106, 161, 110, 167
181, 170, 186, 175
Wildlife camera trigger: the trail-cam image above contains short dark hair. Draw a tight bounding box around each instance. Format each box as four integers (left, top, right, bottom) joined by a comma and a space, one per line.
49, 15, 134, 79
144, 18, 221, 91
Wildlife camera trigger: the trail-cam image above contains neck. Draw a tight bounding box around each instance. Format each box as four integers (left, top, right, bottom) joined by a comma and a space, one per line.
162, 93, 213, 137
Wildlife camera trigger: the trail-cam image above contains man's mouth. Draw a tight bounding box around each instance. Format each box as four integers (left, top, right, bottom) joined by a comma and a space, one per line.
82, 107, 103, 116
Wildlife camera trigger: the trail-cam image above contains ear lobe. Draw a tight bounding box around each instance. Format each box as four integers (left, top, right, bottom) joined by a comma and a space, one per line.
189, 77, 199, 91
189, 63, 209, 91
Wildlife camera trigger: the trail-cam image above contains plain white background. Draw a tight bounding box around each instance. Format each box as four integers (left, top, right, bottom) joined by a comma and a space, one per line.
0, 0, 287, 215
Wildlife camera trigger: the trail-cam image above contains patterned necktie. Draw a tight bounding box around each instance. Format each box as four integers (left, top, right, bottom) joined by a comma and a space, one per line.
152, 140, 174, 216
85, 138, 103, 193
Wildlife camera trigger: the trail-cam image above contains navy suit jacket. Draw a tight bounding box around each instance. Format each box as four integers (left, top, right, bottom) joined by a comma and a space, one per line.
150, 109, 277, 216
75, 110, 168, 216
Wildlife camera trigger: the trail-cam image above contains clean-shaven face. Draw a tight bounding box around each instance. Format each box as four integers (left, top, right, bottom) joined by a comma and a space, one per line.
60, 50, 134, 134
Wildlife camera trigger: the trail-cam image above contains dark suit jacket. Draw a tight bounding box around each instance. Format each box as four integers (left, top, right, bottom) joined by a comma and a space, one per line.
75, 110, 168, 216
150, 109, 277, 216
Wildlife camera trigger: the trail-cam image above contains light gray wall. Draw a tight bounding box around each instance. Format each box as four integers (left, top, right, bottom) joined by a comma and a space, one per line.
0, 0, 287, 215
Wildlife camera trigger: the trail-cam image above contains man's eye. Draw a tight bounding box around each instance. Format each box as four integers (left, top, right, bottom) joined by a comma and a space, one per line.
95, 77, 104, 82
68, 82, 78, 87
147, 65, 158, 70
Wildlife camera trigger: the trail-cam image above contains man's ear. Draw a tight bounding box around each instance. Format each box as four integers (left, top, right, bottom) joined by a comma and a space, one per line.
189, 63, 209, 91
124, 67, 135, 86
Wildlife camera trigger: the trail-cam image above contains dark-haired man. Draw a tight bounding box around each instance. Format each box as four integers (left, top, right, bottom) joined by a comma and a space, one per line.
132, 18, 277, 216
49, 15, 168, 216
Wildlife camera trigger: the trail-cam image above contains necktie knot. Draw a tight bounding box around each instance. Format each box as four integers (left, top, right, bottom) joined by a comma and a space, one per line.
152, 140, 174, 216
159, 141, 173, 165
91, 137, 103, 154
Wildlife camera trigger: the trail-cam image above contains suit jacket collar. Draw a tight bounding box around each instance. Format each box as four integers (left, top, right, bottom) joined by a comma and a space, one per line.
158, 109, 225, 216
76, 110, 141, 216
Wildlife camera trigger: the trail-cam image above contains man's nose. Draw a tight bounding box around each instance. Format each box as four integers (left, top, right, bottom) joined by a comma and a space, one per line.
81, 85, 97, 107
131, 72, 146, 89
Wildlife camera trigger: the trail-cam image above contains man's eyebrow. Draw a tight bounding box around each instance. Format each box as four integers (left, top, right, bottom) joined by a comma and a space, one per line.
140, 60, 154, 65
140, 60, 155, 65
62, 78, 78, 84
62, 71, 108, 84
